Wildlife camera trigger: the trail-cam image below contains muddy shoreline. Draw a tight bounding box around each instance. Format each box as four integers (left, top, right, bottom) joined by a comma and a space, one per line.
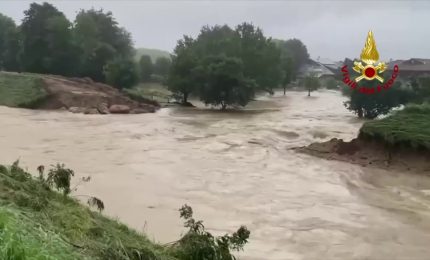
294, 137, 430, 174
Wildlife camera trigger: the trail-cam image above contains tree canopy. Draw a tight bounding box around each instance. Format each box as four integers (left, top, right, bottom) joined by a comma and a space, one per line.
21, 3, 79, 75
0, 3, 137, 89
0, 14, 20, 71
139, 55, 153, 82
168, 23, 299, 108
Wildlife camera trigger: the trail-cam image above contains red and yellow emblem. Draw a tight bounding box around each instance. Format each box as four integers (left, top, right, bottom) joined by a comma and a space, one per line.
353, 31, 387, 83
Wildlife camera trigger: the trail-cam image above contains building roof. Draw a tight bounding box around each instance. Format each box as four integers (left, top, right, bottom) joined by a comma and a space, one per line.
298, 59, 335, 78
388, 58, 430, 71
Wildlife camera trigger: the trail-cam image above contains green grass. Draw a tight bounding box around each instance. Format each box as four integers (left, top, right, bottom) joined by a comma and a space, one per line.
125, 82, 172, 104
0, 162, 175, 260
0, 72, 48, 108
359, 103, 430, 150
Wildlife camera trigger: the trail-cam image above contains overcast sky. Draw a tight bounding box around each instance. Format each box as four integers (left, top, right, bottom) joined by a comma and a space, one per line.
0, 0, 429, 61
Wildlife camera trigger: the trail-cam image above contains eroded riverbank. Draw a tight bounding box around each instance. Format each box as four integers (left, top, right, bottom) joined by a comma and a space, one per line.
1, 90, 430, 259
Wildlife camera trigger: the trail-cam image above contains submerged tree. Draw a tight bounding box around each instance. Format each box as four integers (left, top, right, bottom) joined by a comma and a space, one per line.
168, 36, 199, 104
304, 74, 321, 96
197, 56, 256, 109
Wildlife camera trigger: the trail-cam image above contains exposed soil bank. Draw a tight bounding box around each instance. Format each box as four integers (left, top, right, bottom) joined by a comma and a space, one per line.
0, 72, 159, 114
294, 137, 430, 174
40, 75, 159, 114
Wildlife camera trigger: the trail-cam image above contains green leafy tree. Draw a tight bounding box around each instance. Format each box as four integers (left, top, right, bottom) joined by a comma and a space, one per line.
304, 74, 321, 96
104, 58, 138, 89
154, 56, 171, 77
139, 55, 153, 82
198, 55, 256, 110
168, 36, 199, 104
235, 23, 282, 94
343, 79, 414, 119
277, 38, 310, 78
74, 9, 134, 81
280, 57, 293, 95
0, 13, 21, 71
21, 3, 79, 75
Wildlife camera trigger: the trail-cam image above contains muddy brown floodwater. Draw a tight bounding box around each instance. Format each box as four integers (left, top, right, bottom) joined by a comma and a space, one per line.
2, 90, 430, 260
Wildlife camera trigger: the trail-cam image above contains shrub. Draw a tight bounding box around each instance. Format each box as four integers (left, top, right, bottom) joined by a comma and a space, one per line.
172, 204, 250, 260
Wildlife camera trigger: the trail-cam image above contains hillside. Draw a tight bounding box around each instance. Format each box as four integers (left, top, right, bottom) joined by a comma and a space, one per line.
135, 47, 171, 62
0, 161, 249, 259
0, 72, 158, 114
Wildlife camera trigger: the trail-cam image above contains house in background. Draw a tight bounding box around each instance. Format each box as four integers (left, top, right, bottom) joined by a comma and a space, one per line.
387, 58, 430, 79
297, 58, 335, 80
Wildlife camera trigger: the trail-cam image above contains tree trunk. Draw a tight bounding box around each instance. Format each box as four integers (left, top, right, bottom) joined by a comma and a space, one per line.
308, 88, 311, 96
183, 92, 189, 104
221, 103, 227, 110
358, 108, 363, 118
283, 86, 286, 95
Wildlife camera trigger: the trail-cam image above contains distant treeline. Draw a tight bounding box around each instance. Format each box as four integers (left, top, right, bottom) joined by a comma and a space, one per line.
0, 2, 310, 108
0, 2, 162, 89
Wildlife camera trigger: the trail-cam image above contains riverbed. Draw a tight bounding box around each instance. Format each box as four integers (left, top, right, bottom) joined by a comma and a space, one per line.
1, 90, 430, 260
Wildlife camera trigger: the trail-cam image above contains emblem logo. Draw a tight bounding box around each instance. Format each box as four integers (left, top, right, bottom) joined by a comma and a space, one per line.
341, 30, 399, 95
353, 31, 387, 83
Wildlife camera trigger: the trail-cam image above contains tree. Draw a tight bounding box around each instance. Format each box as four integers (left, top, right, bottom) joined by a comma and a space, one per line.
197, 55, 256, 110
0, 13, 21, 71
304, 74, 321, 96
343, 79, 414, 119
409, 77, 430, 103
168, 36, 199, 104
74, 8, 134, 81
139, 55, 153, 82
21, 3, 79, 75
235, 23, 282, 93
277, 38, 309, 78
104, 58, 138, 89
325, 78, 339, 90
280, 57, 293, 95
154, 57, 171, 77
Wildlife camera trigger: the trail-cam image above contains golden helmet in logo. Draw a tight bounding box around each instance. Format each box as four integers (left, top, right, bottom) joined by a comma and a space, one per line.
353, 31, 387, 83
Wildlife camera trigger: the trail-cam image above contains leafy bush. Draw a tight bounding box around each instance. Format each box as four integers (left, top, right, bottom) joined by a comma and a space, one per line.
46, 163, 75, 196
172, 204, 250, 260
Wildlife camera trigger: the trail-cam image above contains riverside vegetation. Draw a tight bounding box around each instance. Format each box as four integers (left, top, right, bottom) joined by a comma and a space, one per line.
0, 161, 250, 260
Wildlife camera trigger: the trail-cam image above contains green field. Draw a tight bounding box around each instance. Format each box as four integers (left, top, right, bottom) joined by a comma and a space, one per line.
359, 104, 430, 150
0, 72, 48, 108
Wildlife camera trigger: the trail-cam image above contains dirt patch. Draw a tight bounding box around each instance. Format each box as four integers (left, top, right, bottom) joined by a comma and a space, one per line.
36, 75, 159, 114
293, 138, 430, 174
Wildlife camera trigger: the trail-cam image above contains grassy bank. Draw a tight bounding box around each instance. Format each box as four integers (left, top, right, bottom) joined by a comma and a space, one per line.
0, 162, 173, 260
0, 72, 48, 108
359, 104, 430, 150
125, 82, 172, 104
0, 162, 249, 259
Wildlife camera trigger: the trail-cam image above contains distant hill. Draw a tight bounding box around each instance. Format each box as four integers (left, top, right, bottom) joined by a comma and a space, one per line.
135, 48, 171, 62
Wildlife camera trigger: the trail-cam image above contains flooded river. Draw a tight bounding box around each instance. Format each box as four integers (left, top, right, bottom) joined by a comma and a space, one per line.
1, 90, 430, 260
